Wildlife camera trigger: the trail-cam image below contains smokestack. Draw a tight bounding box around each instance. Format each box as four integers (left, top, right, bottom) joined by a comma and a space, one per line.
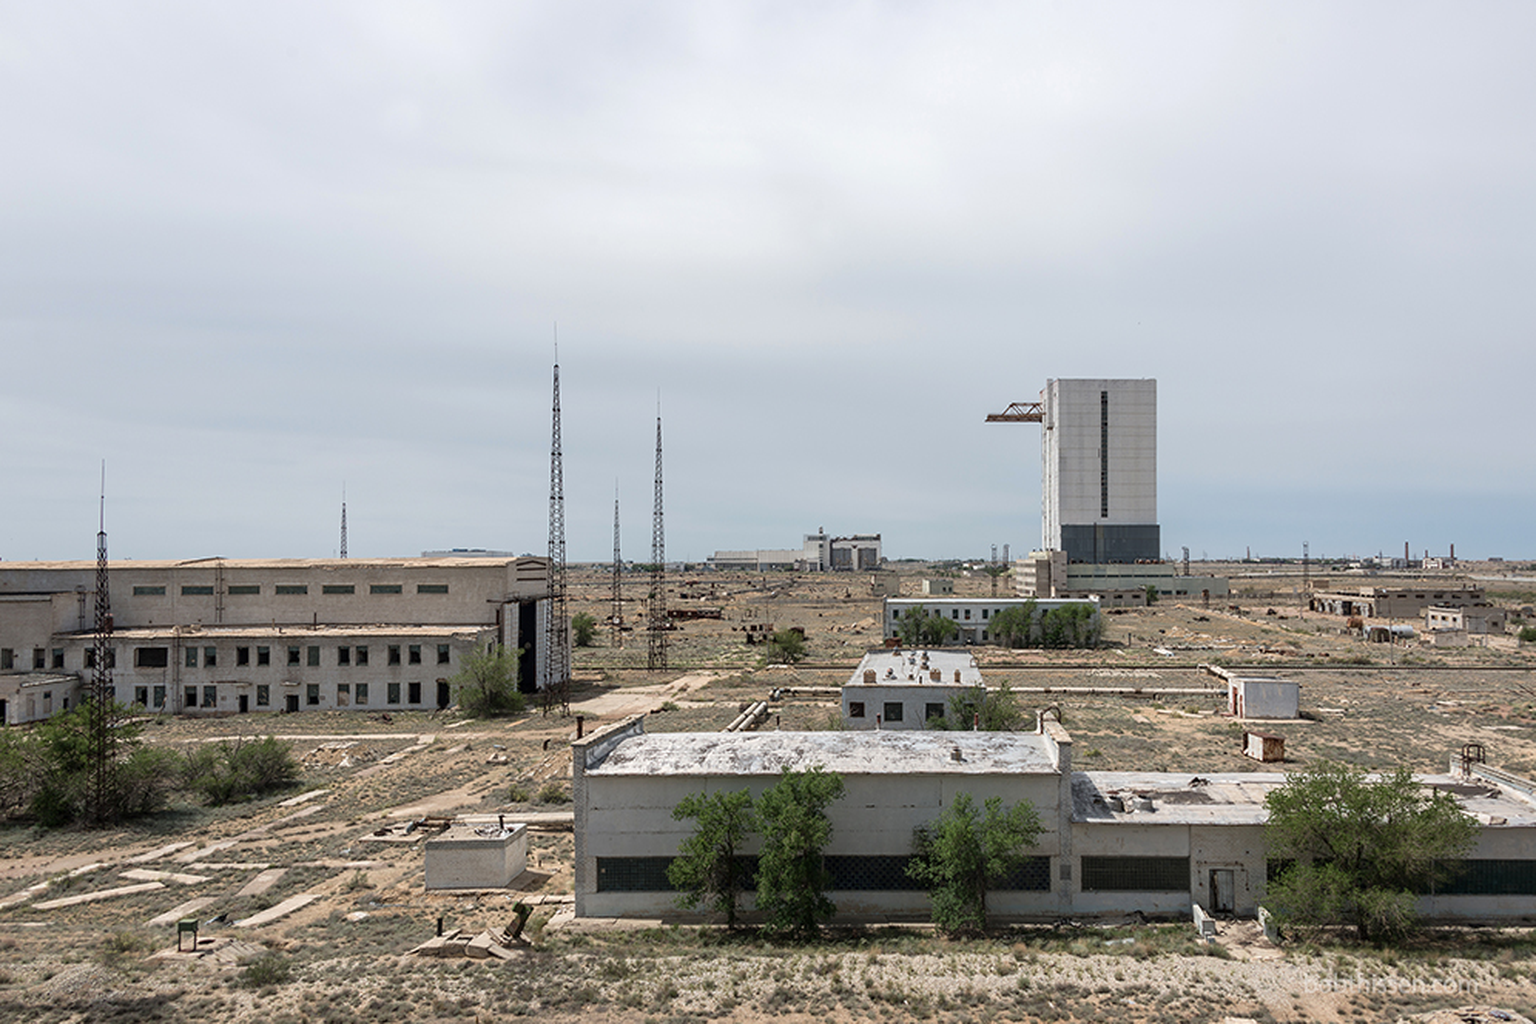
1450, 543, 1455, 560
1405, 541, 1410, 563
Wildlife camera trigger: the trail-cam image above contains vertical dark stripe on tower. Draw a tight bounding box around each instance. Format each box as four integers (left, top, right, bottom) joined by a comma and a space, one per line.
1100, 390, 1110, 519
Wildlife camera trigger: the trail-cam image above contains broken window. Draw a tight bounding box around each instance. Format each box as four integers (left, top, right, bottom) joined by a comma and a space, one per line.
338, 646, 351, 666
236, 646, 250, 666
256, 684, 269, 707
135, 647, 169, 668
883, 702, 904, 722
287, 646, 301, 666
204, 646, 217, 668
437, 644, 450, 665
307, 646, 320, 667
336, 683, 350, 706
2, 648, 14, 670
408, 644, 422, 665
184, 687, 197, 708
152, 685, 165, 708
848, 701, 865, 718
355, 645, 368, 666
355, 682, 368, 704
32, 648, 45, 670
257, 646, 270, 666
388, 645, 401, 666
134, 686, 148, 706
407, 682, 422, 704
185, 646, 198, 668
925, 703, 945, 722
387, 682, 401, 705
306, 684, 320, 705
202, 685, 217, 708
51, 648, 64, 670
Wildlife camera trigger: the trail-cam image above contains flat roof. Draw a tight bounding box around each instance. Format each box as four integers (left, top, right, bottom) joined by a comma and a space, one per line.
848, 648, 984, 687
587, 730, 1059, 777
1073, 771, 1536, 827
0, 557, 545, 571
77, 625, 492, 640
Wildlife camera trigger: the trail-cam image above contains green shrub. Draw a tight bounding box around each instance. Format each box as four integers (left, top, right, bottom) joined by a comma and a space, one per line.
238, 952, 293, 988
183, 736, 300, 805
536, 783, 570, 805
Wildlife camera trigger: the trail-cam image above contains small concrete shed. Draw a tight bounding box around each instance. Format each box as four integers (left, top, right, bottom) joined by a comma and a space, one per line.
424, 823, 528, 890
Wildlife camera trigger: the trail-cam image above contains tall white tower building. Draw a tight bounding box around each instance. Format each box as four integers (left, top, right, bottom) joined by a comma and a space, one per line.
1041, 378, 1158, 563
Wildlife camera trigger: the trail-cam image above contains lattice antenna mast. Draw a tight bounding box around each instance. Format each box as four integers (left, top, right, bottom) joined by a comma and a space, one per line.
611, 483, 623, 647
647, 406, 667, 671
339, 484, 348, 559
544, 343, 571, 714
89, 462, 115, 824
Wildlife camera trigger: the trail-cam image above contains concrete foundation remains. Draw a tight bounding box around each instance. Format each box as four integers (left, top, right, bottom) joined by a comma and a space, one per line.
424, 822, 528, 890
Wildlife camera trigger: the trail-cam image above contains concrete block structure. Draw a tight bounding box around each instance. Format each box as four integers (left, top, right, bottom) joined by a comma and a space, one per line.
1015, 552, 1229, 606
842, 649, 983, 729
1309, 585, 1485, 619
0, 556, 551, 717
571, 716, 1536, 925
1042, 379, 1158, 564
424, 823, 529, 890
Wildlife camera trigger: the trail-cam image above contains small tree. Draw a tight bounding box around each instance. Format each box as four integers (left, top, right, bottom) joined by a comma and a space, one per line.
667, 789, 757, 928
1264, 761, 1478, 942
896, 605, 960, 647
908, 793, 1044, 936
571, 612, 598, 647
182, 736, 301, 806
988, 602, 1036, 648
452, 645, 526, 718
756, 766, 845, 938
1143, 585, 1159, 606
1039, 603, 1101, 648
25, 702, 176, 827
767, 629, 806, 664
931, 682, 1023, 731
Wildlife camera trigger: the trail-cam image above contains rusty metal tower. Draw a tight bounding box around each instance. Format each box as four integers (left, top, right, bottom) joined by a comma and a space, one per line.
545, 349, 571, 713
88, 465, 115, 824
611, 484, 623, 647
339, 485, 348, 559
647, 410, 667, 671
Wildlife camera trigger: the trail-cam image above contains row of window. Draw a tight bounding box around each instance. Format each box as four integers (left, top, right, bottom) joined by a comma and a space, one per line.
847, 701, 948, 723
1, 647, 67, 671
130, 583, 451, 597
131, 643, 452, 669
596, 855, 1053, 893
893, 607, 996, 621
129, 680, 432, 709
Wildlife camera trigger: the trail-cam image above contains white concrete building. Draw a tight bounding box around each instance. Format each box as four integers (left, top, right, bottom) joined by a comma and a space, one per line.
572, 716, 1536, 924
0, 556, 552, 717
1042, 379, 1158, 565
842, 649, 984, 730
1015, 551, 1229, 606
882, 597, 1101, 646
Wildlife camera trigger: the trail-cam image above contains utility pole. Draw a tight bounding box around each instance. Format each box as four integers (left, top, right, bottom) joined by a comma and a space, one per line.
611, 484, 622, 648
339, 485, 348, 559
88, 464, 115, 825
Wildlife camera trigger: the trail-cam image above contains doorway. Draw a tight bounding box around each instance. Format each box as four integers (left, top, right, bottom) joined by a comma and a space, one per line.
238, 694, 249, 713
1209, 869, 1235, 914
436, 681, 451, 710
285, 694, 299, 713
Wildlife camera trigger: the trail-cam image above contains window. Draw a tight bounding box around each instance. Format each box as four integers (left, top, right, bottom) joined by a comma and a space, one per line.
288, 646, 301, 666
952, 609, 959, 619
883, 701, 904, 722
32, 648, 46, 670
307, 646, 320, 667
417, 584, 449, 594
387, 682, 401, 705
204, 646, 217, 668
826, 856, 926, 892
981, 608, 989, 620
0, 649, 12, 670
134, 686, 148, 706
925, 702, 945, 722
135, 647, 169, 668
152, 685, 165, 709
964, 609, 971, 620
355, 682, 369, 704
322, 584, 355, 595
338, 646, 351, 666
306, 683, 320, 705
257, 646, 270, 666
407, 682, 422, 704
596, 857, 677, 892
355, 645, 368, 666
848, 701, 865, 718
371, 584, 403, 595
51, 648, 64, 670
437, 644, 450, 665
981, 631, 989, 642
184, 687, 197, 708
228, 584, 260, 595
181, 585, 214, 596
256, 684, 269, 707
236, 646, 250, 666
408, 644, 422, 665
201, 685, 217, 708
336, 683, 350, 706
186, 646, 198, 668
133, 585, 166, 596
1081, 856, 1190, 893
388, 645, 401, 666
276, 584, 308, 595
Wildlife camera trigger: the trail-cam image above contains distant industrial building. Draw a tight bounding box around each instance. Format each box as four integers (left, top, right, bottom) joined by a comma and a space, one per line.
0, 556, 551, 720
708, 530, 882, 572
1309, 585, 1486, 619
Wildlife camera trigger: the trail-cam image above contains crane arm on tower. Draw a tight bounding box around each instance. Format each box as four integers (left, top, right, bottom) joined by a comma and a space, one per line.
985, 402, 1044, 423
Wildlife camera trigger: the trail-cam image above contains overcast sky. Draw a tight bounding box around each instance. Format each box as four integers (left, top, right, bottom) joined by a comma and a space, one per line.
3, 2, 1533, 564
